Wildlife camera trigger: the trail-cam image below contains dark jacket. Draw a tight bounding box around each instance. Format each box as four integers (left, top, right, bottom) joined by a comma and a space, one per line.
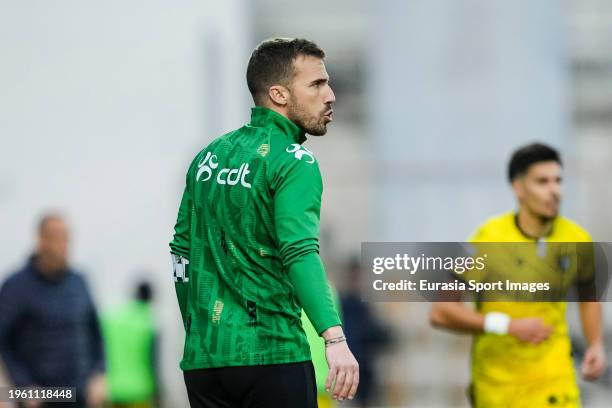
0, 256, 105, 396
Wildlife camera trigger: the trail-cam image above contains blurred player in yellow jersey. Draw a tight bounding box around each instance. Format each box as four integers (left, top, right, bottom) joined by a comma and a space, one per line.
430, 143, 607, 407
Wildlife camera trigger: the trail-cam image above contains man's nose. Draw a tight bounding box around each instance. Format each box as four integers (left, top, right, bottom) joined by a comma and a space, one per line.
551, 182, 561, 199
325, 86, 336, 104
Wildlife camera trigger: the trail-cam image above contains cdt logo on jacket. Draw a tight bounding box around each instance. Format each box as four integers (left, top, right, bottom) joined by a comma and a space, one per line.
216, 163, 251, 188
196, 152, 252, 188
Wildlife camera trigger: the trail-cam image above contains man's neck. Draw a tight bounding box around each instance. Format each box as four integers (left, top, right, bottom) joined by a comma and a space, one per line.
516, 207, 553, 239
34, 255, 65, 280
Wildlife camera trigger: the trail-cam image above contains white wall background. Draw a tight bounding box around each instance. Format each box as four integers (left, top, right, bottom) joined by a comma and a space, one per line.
0, 1, 250, 405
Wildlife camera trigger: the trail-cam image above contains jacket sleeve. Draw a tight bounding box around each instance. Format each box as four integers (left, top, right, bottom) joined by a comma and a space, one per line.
271, 148, 341, 335
169, 178, 192, 260
169, 166, 194, 325
0, 276, 35, 386
81, 277, 105, 375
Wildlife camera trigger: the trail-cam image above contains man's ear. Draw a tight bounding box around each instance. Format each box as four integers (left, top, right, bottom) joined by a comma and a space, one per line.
268, 85, 289, 106
512, 178, 524, 200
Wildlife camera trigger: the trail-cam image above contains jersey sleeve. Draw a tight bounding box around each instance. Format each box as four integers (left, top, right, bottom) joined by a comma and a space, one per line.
0, 276, 34, 386
575, 240, 597, 301
169, 170, 193, 259
450, 226, 491, 284
270, 146, 341, 334
169, 165, 195, 326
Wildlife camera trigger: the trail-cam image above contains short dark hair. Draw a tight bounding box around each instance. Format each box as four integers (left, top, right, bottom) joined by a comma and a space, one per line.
246, 38, 325, 105
508, 143, 562, 182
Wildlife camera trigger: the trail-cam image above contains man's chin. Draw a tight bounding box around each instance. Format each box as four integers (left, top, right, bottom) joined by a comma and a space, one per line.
305, 123, 328, 136
538, 211, 558, 222
307, 129, 327, 136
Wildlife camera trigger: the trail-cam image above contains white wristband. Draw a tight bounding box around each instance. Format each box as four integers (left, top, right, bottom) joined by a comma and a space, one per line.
484, 312, 510, 335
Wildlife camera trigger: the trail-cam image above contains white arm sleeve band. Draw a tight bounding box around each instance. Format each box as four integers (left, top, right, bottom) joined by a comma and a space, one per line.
484, 312, 511, 335
171, 253, 190, 283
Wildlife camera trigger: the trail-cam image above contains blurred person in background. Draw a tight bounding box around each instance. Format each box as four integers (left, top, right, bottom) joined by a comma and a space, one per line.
169, 37, 358, 407
0, 213, 106, 408
340, 257, 391, 407
101, 280, 159, 408
430, 143, 607, 407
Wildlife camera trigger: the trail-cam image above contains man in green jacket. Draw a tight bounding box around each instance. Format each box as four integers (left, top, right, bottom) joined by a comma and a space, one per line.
169, 38, 359, 408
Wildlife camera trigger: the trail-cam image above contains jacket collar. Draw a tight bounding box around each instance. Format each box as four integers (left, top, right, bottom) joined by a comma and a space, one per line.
249, 106, 307, 145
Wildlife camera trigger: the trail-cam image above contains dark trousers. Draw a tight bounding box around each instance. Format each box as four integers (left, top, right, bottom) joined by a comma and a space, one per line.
183, 361, 317, 408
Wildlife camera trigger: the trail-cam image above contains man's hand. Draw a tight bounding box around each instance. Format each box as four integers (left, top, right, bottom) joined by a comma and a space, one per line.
582, 342, 607, 381
322, 326, 359, 401
508, 318, 552, 344
86, 373, 106, 408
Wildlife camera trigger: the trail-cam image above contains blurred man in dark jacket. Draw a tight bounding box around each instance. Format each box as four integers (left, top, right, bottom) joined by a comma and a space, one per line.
0, 213, 106, 407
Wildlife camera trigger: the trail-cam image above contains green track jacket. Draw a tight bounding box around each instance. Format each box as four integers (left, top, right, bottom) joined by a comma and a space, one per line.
170, 106, 341, 369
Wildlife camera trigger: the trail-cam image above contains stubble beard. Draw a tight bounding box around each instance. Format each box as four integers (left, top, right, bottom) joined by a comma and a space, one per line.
287, 96, 328, 136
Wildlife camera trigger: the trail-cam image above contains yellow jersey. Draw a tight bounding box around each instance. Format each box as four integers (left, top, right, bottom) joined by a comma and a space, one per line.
468, 212, 591, 408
